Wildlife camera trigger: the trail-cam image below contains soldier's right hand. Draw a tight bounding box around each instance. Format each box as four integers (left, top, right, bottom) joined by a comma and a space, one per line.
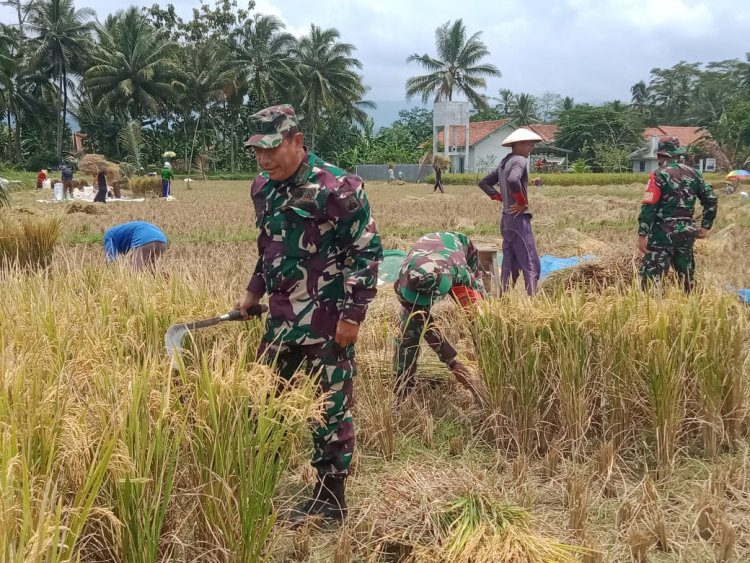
637, 236, 648, 254
696, 228, 708, 239
237, 290, 261, 319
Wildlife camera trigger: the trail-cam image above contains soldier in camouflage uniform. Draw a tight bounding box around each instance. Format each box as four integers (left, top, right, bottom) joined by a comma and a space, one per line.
394, 232, 486, 402
238, 104, 382, 524
638, 137, 717, 293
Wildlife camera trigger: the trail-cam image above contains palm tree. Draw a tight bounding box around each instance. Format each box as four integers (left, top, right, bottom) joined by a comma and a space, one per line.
496, 88, 515, 116
83, 7, 181, 120
405, 19, 501, 110
512, 93, 539, 125
179, 41, 237, 175
290, 24, 373, 152
26, 0, 95, 160
0, 25, 51, 161
630, 80, 649, 117
232, 14, 297, 109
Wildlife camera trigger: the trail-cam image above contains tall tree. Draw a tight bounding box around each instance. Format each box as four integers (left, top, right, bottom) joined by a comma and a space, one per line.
27, 0, 94, 160
512, 93, 539, 124
232, 13, 296, 109
496, 88, 515, 116
83, 7, 181, 120
405, 19, 501, 110
290, 24, 372, 152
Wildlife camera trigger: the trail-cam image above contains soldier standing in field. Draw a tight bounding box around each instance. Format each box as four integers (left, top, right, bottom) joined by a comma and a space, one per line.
638, 137, 718, 293
237, 104, 382, 525
394, 231, 485, 403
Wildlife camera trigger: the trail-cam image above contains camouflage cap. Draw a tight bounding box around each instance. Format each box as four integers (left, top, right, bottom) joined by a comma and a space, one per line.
244, 104, 300, 149
657, 137, 686, 157
399, 260, 453, 306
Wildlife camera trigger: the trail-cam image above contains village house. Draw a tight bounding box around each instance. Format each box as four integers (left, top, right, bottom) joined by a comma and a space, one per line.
629, 126, 727, 173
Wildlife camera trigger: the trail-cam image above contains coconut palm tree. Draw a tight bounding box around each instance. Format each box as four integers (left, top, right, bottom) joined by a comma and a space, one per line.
0, 25, 51, 161
232, 14, 297, 109
512, 93, 539, 125
405, 19, 500, 110
26, 0, 95, 160
179, 40, 238, 175
83, 7, 181, 120
290, 24, 373, 152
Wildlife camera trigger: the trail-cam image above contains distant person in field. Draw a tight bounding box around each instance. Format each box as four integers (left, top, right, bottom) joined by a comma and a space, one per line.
433, 156, 445, 193
638, 137, 717, 293
161, 162, 173, 198
394, 231, 485, 404
104, 221, 168, 271
36, 169, 47, 190
94, 168, 107, 203
388, 165, 395, 183
478, 127, 543, 296
60, 164, 74, 199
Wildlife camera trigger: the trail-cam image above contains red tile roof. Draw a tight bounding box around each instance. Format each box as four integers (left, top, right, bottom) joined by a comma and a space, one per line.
642, 125, 708, 147
436, 119, 512, 147
525, 124, 558, 143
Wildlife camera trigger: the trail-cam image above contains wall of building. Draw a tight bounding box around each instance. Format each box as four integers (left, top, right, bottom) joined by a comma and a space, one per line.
631, 159, 659, 173
472, 125, 515, 173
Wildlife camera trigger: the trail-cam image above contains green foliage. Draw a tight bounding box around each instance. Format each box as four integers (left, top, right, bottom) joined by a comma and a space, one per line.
570, 159, 590, 173
118, 120, 147, 173
406, 19, 501, 110
555, 104, 644, 166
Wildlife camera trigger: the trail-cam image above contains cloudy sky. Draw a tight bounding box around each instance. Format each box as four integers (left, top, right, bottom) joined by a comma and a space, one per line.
3, 0, 748, 123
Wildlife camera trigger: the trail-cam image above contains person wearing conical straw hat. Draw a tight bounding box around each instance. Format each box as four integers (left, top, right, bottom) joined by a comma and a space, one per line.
477, 127, 543, 295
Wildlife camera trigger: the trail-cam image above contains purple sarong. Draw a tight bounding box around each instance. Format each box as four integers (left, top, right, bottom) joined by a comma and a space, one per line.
500, 213, 540, 296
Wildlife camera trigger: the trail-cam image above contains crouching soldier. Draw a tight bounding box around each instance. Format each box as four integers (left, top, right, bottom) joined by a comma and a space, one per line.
394, 231, 486, 403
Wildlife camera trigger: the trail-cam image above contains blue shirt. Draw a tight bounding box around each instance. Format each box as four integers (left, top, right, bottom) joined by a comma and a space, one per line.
104, 221, 168, 261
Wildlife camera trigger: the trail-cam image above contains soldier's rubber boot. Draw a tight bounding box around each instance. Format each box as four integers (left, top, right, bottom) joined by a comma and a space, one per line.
289, 474, 347, 527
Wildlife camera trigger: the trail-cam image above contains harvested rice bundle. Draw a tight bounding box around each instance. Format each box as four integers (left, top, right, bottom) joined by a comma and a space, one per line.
542, 248, 639, 292
434, 155, 451, 171
78, 154, 120, 180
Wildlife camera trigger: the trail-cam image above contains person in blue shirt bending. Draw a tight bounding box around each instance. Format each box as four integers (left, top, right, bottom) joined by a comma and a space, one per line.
104, 221, 168, 271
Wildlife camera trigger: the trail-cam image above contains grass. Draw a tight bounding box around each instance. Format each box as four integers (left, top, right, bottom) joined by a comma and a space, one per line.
2, 179, 750, 561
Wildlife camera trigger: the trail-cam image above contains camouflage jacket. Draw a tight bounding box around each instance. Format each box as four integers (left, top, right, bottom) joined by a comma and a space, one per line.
247, 151, 382, 344
638, 161, 718, 241
394, 232, 486, 304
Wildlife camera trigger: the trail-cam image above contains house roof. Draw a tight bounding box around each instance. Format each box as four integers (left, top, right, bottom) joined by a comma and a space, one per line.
642, 125, 708, 147
524, 124, 558, 144
436, 119, 513, 147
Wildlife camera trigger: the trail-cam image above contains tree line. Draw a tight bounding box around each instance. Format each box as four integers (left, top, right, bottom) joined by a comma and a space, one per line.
2, 5, 749, 174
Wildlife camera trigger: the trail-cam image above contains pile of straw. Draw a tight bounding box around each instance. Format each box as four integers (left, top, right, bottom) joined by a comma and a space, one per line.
542, 247, 640, 292
78, 154, 120, 180
433, 155, 451, 171
352, 465, 580, 562
66, 201, 104, 215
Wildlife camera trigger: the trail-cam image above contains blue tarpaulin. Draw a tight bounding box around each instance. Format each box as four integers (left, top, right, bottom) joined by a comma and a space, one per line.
738, 290, 750, 304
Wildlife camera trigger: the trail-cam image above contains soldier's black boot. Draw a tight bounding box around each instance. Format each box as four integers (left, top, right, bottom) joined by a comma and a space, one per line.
289, 474, 347, 527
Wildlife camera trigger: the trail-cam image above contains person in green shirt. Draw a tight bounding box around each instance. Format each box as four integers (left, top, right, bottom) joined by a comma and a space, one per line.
161, 162, 173, 198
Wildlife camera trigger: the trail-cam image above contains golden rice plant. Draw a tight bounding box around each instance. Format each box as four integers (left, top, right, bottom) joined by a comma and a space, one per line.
0, 256, 319, 561
0, 211, 61, 269
128, 176, 163, 196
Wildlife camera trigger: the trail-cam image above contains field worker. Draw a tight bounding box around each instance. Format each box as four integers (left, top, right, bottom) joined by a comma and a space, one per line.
104, 221, 168, 271
478, 127, 543, 296
394, 231, 486, 403
432, 156, 445, 193
161, 162, 173, 198
237, 104, 382, 525
638, 137, 717, 293
94, 167, 107, 203
36, 169, 47, 190
60, 164, 74, 199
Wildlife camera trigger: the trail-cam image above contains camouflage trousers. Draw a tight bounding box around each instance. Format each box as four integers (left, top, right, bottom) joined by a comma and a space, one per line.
640, 239, 696, 293
393, 301, 457, 394
257, 339, 355, 477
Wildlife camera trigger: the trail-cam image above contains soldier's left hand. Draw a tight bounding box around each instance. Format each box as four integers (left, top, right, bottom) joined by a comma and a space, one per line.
335, 320, 360, 347
696, 228, 708, 239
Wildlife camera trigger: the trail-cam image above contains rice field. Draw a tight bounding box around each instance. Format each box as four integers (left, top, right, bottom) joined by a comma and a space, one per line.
1, 179, 750, 562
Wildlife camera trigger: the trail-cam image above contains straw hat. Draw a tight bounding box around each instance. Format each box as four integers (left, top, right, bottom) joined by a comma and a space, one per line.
501, 128, 543, 147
